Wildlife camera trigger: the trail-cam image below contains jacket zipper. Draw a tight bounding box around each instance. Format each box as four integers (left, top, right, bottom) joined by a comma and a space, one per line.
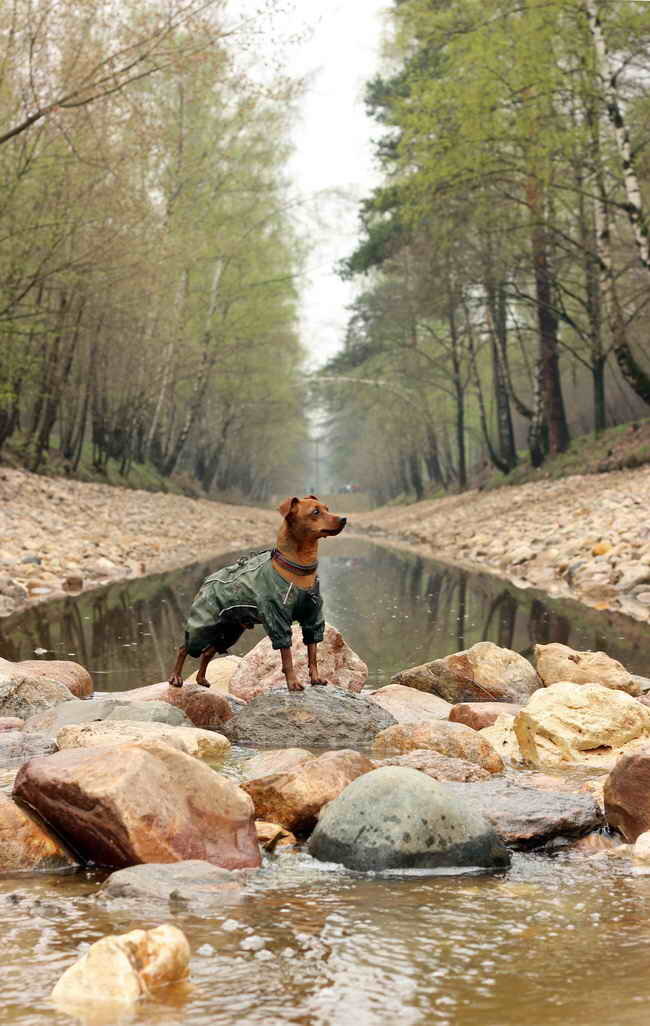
283, 582, 293, 605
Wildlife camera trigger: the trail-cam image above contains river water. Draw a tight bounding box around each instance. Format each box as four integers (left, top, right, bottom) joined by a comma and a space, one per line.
2, 538, 650, 1026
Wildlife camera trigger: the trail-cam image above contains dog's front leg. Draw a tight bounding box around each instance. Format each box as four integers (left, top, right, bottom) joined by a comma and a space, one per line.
280, 647, 304, 692
307, 642, 328, 687
169, 645, 188, 688
196, 646, 217, 687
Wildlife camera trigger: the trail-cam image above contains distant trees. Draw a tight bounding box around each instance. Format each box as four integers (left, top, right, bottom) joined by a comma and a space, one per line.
322, 0, 650, 502
0, 0, 308, 499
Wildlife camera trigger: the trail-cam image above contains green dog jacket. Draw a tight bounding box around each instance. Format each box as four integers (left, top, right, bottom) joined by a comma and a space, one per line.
185, 549, 325, 656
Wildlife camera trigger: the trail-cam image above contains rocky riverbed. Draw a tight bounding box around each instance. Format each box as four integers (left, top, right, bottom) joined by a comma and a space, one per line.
355, 465, 650, 623
0, 468, 275, 618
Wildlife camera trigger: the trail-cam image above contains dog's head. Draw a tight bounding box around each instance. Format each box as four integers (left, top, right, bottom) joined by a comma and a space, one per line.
278, 495, 347, 540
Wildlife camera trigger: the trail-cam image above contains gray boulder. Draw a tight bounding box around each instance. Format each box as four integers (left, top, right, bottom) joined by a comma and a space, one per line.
0, 670, 74, 720
308, 766, 510, 871
224, 687, 396, 749
100, 860, 241, 911
23, 698, 190, 735
0, 731, 56, 769
443, 778, 603, 849
105, 702, 190, 726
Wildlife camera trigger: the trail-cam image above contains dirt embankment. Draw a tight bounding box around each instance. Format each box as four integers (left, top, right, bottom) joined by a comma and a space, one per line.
354, 465, 650, 625
0, 468, 276, 619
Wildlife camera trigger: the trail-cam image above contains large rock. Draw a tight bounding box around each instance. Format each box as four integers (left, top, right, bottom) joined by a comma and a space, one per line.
368, 684, 451, 723
604, 750, 650, 841
56, 721, 230, 763
443, 778, 603, 849
0, 657, 92, 698
51, 924, 190, 1007
514, 681, 650, 769
391, 642, 541, 704
243, 750, 374, 834
117, 681, 232, 729
0, 730, 56, 768
372, 750, 491, 782
13, 740, 261, 869
24, 698, 190, 735
225, 687, 395, 749
240, 748, 313, 781
450, 702, 522, 731
0, 669, 74, 719
100, 860, 241, 908
479, 715, 523, 763
229, 624, 367, 702
308, 767, 510, 871
371, 721, 503, 774
535, 643, 639, 696
0, 792, 78, 872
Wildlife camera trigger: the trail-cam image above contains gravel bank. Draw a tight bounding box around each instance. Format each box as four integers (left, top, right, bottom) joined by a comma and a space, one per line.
0, 469, 275, 618
354, 466, 650, 624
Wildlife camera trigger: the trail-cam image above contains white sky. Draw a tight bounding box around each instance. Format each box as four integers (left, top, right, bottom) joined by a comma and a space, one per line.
284, 1, 387, 367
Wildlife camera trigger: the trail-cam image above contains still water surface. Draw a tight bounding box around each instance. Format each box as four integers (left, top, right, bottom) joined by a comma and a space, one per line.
2, 539, 650, 1026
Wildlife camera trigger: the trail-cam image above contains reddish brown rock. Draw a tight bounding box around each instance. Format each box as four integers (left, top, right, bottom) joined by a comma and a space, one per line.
255, 821, 298, 851
450, 702, 522, 731
371, 721, 503, 774
0, 792, 78, 872
0, 658, 92, 698
372, 749, 490, 782
117, 681, 232, 729
391, 642, 540, 704
13, 740, 260, 870
243, 750, 374, 834
604, 749, 650, 841
230, 624, 367, 702
0, 717, 24, 732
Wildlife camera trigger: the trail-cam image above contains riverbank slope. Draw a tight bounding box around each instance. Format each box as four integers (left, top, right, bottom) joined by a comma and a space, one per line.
0, 468, 276, 618
355, 465, 650, 624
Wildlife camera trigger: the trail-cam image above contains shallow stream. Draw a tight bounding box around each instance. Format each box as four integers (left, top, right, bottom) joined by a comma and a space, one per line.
2, 538, 650, 1026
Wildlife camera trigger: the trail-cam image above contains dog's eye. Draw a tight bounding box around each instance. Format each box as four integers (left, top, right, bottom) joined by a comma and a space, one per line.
312, 509, 320, 517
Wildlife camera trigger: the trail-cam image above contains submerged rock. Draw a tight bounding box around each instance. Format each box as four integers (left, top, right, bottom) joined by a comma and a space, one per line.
535, 643, 639, 696
442, 778, 603, 849
51, 924, 190, 1007
391, 642, 541, 704
368, 684, 451, 722
13, 740, 261, 869
225, 687, 395, 748
229, 624, 367, 702
101, 860, 241, 907
308, 767, 510, 871
371, 721, 503, 774
243, 750, 374, 834
0, 792, 78, 872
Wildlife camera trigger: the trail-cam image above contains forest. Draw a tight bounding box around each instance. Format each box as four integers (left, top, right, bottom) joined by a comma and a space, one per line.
0, 0, 308, 501
321, 0, 650, 504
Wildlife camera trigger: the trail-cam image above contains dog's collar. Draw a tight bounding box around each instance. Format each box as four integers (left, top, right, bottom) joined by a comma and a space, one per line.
271, 548, 318, 575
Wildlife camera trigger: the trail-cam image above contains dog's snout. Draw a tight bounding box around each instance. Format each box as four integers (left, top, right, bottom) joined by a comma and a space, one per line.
340, 517, 348, 528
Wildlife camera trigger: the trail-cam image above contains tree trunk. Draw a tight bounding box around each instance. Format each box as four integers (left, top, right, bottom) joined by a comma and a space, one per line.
486, 281, 517, 470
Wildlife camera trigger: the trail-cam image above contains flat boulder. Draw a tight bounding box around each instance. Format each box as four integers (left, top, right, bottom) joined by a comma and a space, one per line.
535, 643, 639, 696
368, 684, 451, 723
0, 792, 78, 872
56, 721, 230, 764
0, 658, 92, 698
450, 702, 522, 731
604, 749, 650, 841
443, 778, 603, 849
243, 750, 374, 834
105, 702, 191, 727
0, 669, 74, 719
372, 750, 491, 782
240, 748, 313, 781
13, 740, 261, 869
100, 860, 241, 908
225, 687, 395, 749
117, 681, 232, 729
229, 624, 367, 702
51, 924, 190, 1007
391, 642, 540, 704
24, 698, 190, 735
371, 721, 503, 774
514, 681, 650, 769
0, 730, 56, 768
308, 767, 510, 871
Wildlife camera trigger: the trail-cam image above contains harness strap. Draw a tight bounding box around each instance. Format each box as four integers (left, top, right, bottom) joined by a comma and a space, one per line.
271, 548, 318, 575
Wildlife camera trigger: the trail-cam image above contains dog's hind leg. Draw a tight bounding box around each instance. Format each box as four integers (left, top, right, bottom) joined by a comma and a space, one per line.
195, 645, 218, 687
169, 645, 188, 688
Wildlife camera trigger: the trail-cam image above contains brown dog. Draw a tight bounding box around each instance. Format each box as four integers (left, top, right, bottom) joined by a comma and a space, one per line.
168, 496, 346, 691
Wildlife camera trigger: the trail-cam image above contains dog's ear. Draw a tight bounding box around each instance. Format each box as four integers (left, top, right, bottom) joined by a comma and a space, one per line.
278, 496, 299, 518
307, 494, 320, 501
